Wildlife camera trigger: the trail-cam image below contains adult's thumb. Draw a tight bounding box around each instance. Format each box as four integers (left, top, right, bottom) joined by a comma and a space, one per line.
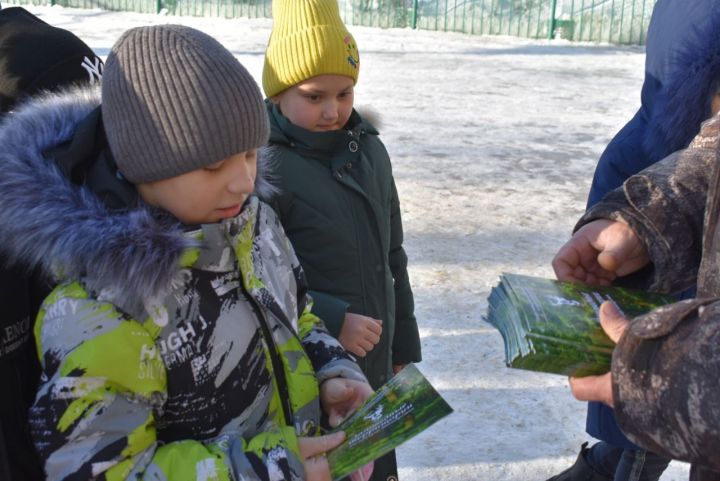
599, 301, 629, 343
595, 223, 648, 276
597, 246, 629, 273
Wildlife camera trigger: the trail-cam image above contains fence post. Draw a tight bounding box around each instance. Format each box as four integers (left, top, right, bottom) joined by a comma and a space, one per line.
548, 0, 558, 39
411, 0, 419, 29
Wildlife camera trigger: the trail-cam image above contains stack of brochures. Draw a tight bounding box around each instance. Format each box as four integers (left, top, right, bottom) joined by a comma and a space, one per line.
485, 273, 673, 377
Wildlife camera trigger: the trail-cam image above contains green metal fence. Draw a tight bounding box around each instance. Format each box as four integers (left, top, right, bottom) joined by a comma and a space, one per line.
557, 0, 656, 44
15, 0, 657, 44
338, 0, 657, 44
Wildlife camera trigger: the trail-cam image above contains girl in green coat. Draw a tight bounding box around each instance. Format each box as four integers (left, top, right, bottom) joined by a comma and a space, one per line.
262, 1, 422, 480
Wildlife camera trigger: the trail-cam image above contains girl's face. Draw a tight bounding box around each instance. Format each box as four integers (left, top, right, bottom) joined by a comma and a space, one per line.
271, 74, 354, 132
137, 150, 257, 225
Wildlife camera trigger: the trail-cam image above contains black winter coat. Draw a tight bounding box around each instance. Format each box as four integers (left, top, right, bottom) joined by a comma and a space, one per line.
0, 260, 46, 481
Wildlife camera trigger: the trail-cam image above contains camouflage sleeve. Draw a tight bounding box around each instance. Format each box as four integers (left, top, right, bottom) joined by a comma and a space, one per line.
612, 298, 720, 471
579, 115, 720, 294
31, 284, 305, 481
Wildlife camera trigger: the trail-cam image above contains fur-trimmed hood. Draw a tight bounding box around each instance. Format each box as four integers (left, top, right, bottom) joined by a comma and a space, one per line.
644, 6, 720, 161
0, 86, 275, 301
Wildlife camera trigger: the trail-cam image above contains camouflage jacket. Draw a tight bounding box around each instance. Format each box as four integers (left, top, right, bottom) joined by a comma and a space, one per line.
582, 115, 720, 476
0, 88, 366, 480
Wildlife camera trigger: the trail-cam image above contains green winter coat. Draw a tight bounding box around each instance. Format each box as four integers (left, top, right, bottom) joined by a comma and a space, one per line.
263, 101, 421, 389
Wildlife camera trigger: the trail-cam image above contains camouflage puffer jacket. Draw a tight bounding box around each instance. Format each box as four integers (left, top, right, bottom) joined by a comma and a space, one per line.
0, 88, 366, 480
581, 115, 720, 479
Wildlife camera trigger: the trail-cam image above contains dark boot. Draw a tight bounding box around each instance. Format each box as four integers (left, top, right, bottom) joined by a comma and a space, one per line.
546, 443, 614, 481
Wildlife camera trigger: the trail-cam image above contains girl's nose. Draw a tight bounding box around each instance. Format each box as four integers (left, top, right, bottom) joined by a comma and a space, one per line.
323, 100, 339, 120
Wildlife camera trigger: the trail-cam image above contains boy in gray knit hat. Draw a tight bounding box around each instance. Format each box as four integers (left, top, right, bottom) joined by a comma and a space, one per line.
0, 24, 371, 481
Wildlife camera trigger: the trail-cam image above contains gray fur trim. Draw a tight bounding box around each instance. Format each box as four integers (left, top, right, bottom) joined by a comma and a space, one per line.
255, 146, 278, 200
355, 106, 381, 131
257, 145, 279, 199
0, 86, 275, 301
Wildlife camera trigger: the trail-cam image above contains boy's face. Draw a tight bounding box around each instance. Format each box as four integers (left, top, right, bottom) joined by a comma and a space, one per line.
137, 150, 257, 224
272, 74, 354, 132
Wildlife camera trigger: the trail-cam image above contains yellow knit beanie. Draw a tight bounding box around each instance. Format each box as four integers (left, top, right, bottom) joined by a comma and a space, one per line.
262, 0, 360, 98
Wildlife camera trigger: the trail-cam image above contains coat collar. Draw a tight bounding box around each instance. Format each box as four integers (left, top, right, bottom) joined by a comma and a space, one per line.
267, 100, 378, 171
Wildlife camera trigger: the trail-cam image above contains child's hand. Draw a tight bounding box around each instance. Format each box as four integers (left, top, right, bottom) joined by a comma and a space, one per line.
320, 377, 374, 427
299, 431, 345, 481
392, 364, 406, 375
338, 312, 382, 357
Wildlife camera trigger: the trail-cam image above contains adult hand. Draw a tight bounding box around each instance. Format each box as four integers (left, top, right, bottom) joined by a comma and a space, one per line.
552, 219, 650, 285
320, 377, 374, 427
299, 432, 345, 481
338, 313, 382, 357
569, 301, 630, 407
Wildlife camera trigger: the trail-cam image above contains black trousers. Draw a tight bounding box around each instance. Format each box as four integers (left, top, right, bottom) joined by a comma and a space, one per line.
370, 450, 398, 481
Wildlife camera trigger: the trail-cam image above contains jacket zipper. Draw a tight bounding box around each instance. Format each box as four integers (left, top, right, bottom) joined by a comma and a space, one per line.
243, 285, 295, 429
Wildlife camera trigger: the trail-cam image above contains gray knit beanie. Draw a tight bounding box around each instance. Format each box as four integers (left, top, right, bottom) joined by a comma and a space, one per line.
102, 25, 269, 183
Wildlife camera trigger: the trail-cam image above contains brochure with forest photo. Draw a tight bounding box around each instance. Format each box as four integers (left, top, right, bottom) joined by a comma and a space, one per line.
327, 364, 453, 481
485, 273, 674, 377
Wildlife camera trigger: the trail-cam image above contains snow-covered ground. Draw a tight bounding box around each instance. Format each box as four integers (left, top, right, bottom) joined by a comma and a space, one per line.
18, 5, 691, 480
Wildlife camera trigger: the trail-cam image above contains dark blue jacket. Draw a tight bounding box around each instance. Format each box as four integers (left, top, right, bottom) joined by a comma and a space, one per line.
586, 0, 720, 449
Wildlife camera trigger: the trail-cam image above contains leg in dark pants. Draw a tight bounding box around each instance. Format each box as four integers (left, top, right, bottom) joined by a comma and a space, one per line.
370, 450, 398, 481
585, 442, 671, 481
547, 442, 670, 481
690, 465, 720, 481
